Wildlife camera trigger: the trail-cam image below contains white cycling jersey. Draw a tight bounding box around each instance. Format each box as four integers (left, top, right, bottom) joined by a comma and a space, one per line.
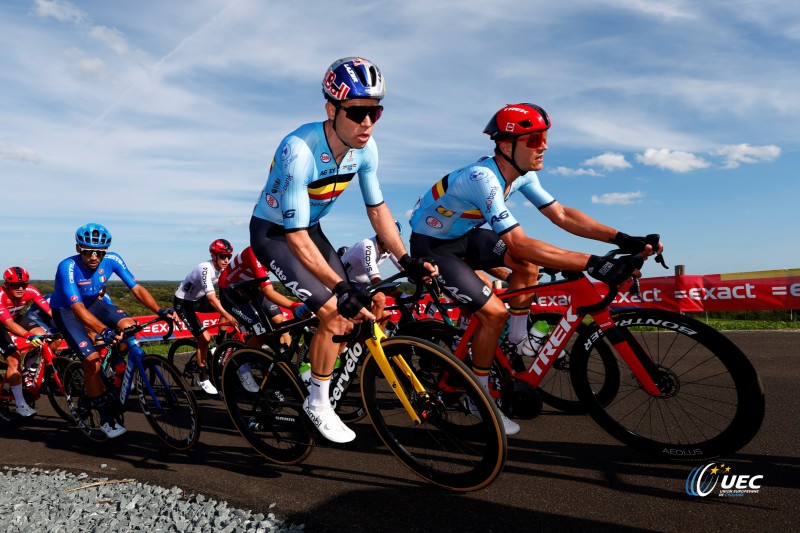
341, 237, 400, 285
175, 261, 221, 301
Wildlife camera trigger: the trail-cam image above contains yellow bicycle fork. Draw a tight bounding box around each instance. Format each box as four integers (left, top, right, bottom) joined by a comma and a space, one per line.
363, 322, 430, 425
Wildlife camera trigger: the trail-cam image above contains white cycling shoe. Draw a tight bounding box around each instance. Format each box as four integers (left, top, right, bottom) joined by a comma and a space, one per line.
197, 378, 219, 395
100, 420, 127, 439
15, 403, 37, 418
465, 396, 520, 436
302, 398, 356, 443
237, 364, 260, 393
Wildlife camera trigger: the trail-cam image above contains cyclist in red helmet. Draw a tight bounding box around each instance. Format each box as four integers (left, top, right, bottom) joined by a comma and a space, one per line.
173, 239, 239, 395
408, 103, 662, 434
0, 266, 52, 417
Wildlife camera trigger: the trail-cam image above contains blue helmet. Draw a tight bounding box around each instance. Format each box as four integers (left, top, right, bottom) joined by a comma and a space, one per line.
322, 57, 386, 102
75, 223, 112, 249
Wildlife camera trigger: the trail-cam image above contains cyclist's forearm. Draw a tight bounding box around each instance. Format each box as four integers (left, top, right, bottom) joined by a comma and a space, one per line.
261, 285, 296, 309
3, 318, 30, 339
131, 284, 160, 314
286, 231, 344, 289
367, 204, 407, 259
70, 302, 107, 335
545, 205, 617, 242
505, 232, 590, 271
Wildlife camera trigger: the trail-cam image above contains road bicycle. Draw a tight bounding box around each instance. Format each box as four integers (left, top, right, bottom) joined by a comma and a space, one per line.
220, 273, 507, 492
401, 243, 765, 461
167, 323, 248, 392
62, 316, 201, 451
0, 334, 75, 424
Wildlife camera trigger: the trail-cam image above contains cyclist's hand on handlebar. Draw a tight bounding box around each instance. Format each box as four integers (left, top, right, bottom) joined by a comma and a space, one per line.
586, 254, 644, 286
293, 303, 312, 319
27, 334, 45, 348
611, 232, 663, 256
333, 281, 374, 321
156, 307, 177, 322
95, 327, 119, 346
399, 254, 438, 282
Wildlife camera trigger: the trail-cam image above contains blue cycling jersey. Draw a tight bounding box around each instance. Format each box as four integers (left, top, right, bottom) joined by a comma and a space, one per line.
252, 121, 384, 231
50, 253, 138, 310
409, 156, 555, 239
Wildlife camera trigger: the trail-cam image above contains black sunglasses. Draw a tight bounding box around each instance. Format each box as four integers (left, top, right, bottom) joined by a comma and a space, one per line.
79, 247, 107, 259
334, 102, 384, 124
215, 254, 232, 260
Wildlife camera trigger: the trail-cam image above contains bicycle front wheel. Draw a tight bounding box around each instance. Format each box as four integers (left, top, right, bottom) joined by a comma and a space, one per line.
136, 355, 201, 451
570, 308, 765, 461
46, 356, 76, 423
361, 336, 506, 492
221, 348, 312, 465
167, 338, 199, 386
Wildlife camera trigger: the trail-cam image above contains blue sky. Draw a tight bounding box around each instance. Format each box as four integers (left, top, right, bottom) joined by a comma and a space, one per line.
2, 0, 798, 281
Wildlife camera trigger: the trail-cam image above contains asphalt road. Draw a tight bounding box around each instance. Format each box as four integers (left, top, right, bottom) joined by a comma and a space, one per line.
2, 331, 798, 532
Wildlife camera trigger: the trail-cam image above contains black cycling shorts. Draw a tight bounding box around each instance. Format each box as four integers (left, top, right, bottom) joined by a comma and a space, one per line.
220, 287, 281, 335
410, 228, 507, 313
250, 217, 345, 313
173, 295, 214, 337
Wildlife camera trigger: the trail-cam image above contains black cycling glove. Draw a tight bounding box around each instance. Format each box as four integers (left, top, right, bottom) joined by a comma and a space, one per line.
610, 232, 661, 254
96, 327, 118, 345
586, 254, 644, 286
156, 308, 174, 321
398, 254, 434, 282
332, 282, 372, 320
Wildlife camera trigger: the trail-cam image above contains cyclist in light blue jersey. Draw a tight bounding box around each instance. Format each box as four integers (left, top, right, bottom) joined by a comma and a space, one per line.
250, 57, 437, 444
409, 103, 662, 434
50, 223, 177, 439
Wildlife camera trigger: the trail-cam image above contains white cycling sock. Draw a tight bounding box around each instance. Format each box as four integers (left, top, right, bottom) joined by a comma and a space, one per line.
308, 372, 332, 410
508, 308, 530, 345
10, 384, 27, 406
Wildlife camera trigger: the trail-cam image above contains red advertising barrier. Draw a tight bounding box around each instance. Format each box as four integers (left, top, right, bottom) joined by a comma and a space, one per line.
11, 268, 796, 350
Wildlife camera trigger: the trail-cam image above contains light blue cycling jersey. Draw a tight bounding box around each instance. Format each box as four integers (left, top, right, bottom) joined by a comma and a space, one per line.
252, 121, 384, 231
50, 253, 138, 310
409, 156, 555, 239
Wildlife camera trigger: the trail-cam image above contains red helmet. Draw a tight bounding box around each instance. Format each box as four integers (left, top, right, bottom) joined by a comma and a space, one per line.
4, 266, 30, 284
484, 103, 551, 141
209, 239, 233, 255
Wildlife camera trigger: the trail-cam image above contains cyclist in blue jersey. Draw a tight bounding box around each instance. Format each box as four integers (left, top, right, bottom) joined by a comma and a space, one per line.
250, 57, 437, 444
409, 103, 662, 434
50, 223, 177, 439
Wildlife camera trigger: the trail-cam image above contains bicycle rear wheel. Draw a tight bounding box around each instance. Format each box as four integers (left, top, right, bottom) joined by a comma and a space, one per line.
570, 308, 765, 461
136, 355, 201, 451
209, 339, 245, 390
46, 356, 76, 423
361, 336, 506, 492
221, 348, 312, 465
62, 361, 110, 442
167, 338, 199, 386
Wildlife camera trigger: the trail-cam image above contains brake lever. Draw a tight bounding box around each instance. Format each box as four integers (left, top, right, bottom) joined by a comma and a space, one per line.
630, 277, 641, 297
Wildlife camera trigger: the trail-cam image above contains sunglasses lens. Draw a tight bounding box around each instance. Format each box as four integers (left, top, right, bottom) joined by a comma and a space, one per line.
81, 248, 107, 258
218, 254, 232, 260
342, 105, 383, 123
525, 131, 547, 149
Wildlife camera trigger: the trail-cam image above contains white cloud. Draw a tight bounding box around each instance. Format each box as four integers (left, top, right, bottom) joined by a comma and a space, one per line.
635, 148, 711, 173
591, 192, 645, 205
0, 145, 40, 163
583, 152, 631, 171
90, 25, 129, 55
34, 0, 86, 24
713, 143, 781, 169
549, 166, 603, 177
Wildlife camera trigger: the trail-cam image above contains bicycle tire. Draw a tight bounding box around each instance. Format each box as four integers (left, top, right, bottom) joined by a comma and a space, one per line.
136, 355, 201, 451
570, 308, 765, 461
167, 338, 199, 386
209, 339, 246, 390
361, 336, 506, 492
511, 312, 619, 414
221, 348, 312, 465
46, 356, 76, 423
62, 361, 110, 442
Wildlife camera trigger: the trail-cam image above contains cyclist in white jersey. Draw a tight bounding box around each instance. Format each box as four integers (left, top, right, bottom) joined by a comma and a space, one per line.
409, 103, 663, 434
340, 220, 403, 286
249, 57, 437, 444
174, 239, 239, 395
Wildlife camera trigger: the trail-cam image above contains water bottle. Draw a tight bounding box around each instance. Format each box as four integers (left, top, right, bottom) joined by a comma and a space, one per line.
517, 320, 550, 357
298, 361, 312, 390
